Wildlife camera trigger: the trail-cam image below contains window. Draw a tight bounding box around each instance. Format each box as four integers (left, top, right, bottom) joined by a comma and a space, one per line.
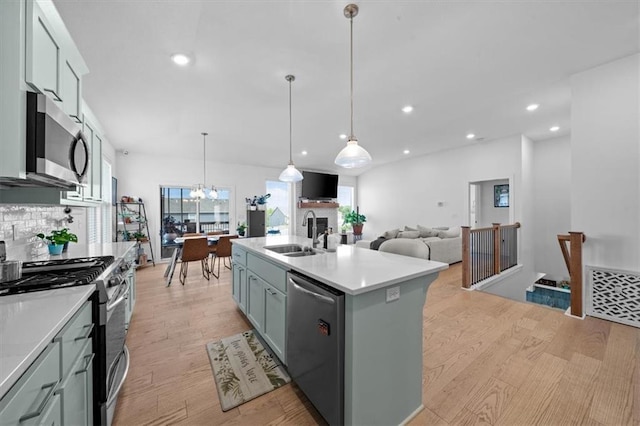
337, 185, 354, 232
265, 180, 290, 235
160, 186, 231, 258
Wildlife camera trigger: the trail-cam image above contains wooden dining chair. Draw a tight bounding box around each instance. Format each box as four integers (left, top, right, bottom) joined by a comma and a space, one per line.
206, 231, 224, 263
210, 235, 238, 278
179, 237, 210, 285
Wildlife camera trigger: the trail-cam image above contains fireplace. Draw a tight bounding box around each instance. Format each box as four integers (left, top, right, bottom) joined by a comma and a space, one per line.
307, 218, 328, 238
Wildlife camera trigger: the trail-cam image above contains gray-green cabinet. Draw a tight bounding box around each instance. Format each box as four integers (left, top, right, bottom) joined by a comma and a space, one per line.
0, 342, 61, 424
231, 246, 288, 364
232, 263, 247, 312
26, 0, 62, 102
246, 272, 265, 331
0, 299, 94, 425
262, 284, 286, 361
61, 59, 82, 122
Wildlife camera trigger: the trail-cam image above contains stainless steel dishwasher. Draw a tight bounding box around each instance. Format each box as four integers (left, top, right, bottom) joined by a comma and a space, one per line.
287, 271, 345, 426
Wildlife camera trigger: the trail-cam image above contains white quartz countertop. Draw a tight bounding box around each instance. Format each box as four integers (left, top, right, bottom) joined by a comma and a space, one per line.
233, 236, 448, 295
9, 242, 136, 262
0, 286, 95, 399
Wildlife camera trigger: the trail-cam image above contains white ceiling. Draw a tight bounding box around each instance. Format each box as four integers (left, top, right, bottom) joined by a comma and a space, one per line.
53, 0, 639, 176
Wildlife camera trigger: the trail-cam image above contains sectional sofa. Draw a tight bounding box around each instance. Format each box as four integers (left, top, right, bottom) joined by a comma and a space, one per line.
355, 225, 462, 264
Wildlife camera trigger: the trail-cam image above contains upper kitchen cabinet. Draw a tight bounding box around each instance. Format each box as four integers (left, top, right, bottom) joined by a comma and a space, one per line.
25, 0, 88, 120
0, 0, 88, 184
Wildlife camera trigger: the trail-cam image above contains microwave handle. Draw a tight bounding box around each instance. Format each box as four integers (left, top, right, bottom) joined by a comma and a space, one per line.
68, 133, 90, 181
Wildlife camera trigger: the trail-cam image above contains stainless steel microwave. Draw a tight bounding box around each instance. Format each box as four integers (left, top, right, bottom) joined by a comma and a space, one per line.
23, 91, 90, 189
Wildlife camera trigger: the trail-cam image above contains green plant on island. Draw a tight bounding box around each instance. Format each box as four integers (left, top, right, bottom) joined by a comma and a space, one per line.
236, 222, 247, 236
36, 228, 78, 246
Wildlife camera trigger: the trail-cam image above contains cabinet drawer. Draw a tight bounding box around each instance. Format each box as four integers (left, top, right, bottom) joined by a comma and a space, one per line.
232, 245, 246, 266
247, 254, 287, 293
56, 301, 92, 378
0, 341, 61, 424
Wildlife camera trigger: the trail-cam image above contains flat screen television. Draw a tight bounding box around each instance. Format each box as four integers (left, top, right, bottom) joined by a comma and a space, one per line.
301, 171, 338, 200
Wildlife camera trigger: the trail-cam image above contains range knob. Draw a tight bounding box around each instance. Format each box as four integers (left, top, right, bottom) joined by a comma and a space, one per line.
108, 276, 121, 287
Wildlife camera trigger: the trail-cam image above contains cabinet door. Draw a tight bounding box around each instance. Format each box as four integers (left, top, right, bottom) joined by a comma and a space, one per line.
232, 263, 243, 305
26, 1, 62, 102
61, 60, 82, 122
22, 393, 62, 426
263, 285, 286, 363
58, 340, 93, 426
246, 273, 264, 331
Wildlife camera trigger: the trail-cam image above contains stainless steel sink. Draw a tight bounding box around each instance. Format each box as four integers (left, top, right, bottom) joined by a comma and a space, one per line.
264, 244, 322, 257
282, 251, 318, 257
264, 244, 304, 254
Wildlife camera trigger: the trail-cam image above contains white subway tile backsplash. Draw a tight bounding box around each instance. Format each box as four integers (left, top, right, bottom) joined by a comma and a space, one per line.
0, 205, 66, 258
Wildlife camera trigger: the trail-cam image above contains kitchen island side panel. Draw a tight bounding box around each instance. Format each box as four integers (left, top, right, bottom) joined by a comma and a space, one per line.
343, 274, 437, 425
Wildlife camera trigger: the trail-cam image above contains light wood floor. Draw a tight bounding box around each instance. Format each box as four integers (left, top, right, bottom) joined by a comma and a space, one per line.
114, 262, 639, 426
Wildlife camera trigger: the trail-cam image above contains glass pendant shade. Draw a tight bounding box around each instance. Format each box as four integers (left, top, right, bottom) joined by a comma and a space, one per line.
334, 137, 372, 168
279, 164, 303, 182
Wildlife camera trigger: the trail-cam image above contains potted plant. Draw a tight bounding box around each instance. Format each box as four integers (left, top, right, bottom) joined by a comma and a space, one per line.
132, 231, 148, 242
37, 228, 78, 255
343, 209, 366, 236
236, 222, 247, 237
162, 216, 180, 242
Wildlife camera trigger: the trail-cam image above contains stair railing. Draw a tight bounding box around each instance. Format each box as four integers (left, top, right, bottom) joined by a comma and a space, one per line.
557, 232, 586, 317
462, 222, 521, 288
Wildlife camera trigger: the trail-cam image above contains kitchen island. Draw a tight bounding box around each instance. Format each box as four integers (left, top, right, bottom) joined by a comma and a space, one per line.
232, 235, 448, 426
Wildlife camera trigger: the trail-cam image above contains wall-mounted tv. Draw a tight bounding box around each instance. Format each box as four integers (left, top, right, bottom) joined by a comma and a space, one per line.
301, 171, 338, 200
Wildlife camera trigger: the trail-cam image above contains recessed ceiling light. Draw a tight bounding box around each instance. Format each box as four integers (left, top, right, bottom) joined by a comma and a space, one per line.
171, 53, 191, 66
301, 150, 308, 156
403, 149, 410, 155
466, 133, 475, 140
550, 126, 560, 132
339, 134, 347, 140
402, 105, 413, 113
526, 103, 539, 112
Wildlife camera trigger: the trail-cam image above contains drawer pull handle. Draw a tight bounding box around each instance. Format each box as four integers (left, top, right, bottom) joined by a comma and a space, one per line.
42, 89, 62, 102
266, 288, 276, 295
75, 353, 95, 375
75, 323, 94, 341
19, 381, 58, 421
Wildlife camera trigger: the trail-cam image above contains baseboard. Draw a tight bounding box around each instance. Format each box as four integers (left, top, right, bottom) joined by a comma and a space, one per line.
399, 404, 424, 426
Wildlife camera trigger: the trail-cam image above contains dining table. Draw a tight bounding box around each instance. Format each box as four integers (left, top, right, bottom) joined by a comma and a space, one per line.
164, 235, 219, 286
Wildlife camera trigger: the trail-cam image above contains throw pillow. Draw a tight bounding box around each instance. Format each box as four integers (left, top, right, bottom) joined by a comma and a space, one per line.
416, 224, 439, 238
398, 230, 420, 239
437, 226, 461, 238
404, 225, 417, 231
382, 228, 400, 239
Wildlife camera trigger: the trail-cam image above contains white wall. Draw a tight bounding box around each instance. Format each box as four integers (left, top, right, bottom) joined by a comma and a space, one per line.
478, 179, 510, 227
571, 54, 640, 273
358, 135, 522, 240
532, 135, 571, 281
115, 151, 284, 259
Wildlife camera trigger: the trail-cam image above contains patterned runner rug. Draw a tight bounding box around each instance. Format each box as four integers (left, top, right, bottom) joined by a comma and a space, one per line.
206, 330, 291, 411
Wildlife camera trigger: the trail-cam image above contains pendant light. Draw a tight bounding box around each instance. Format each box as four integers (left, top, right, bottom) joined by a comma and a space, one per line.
279, 75, 304, 182
190, 132, 218, 199
334, 3, 372, 169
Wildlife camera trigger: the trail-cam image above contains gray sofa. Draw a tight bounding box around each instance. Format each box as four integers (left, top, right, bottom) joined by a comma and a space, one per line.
355, 225, 462, 264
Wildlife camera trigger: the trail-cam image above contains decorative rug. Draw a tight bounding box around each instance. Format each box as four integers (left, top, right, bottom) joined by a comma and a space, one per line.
206, 330, 290, 411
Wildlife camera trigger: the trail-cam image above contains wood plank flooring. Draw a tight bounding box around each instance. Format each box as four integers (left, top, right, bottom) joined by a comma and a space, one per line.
114, 262, 639, 426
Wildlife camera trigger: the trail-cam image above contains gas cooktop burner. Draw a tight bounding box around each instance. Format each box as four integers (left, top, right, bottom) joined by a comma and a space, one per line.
0, 256, 115, 296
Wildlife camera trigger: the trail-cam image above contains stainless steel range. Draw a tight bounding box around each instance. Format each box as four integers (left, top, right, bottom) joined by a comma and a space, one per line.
0, 255, 132, 426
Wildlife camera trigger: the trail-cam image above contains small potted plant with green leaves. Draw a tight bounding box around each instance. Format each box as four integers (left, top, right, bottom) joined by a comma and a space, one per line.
236, 222, 247, 237
132, 231, 148, 242
37, 228, 78, 255
343, 208, 366, 236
